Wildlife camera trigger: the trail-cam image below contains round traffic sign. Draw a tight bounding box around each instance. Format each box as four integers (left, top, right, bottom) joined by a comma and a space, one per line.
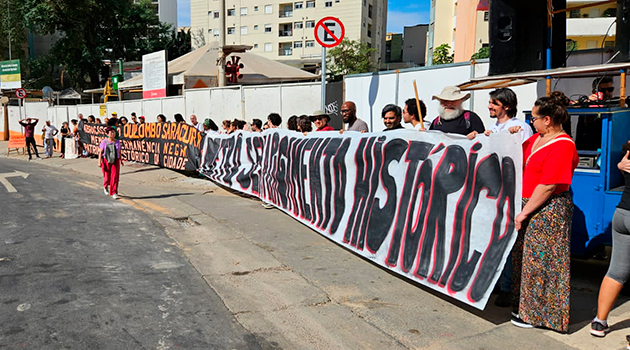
15, 88, 26, 99
315, 17, 345, 48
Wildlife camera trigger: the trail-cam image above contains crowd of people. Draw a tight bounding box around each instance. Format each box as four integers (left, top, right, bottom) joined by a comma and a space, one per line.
16, 80, 630, 344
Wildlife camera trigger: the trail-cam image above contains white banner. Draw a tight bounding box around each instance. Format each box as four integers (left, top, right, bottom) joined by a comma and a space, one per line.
200, 129, 523, 309
142, 50, 167, 99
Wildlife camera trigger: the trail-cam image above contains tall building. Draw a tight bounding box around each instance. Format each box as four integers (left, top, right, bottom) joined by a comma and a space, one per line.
428, 0, 617, 65
190, 0, 387, 70
135, 0, 178, 29
403, 24, 428, 66
426, 0, 488, 65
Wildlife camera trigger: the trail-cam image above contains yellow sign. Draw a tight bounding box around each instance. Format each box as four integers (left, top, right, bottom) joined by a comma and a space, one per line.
99, 105, 107, 117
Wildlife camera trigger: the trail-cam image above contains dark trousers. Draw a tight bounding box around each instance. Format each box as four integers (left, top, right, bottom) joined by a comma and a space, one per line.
25, 137, 39, 158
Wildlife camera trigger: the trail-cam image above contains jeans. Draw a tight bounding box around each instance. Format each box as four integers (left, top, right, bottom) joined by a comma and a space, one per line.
44, 138, 55, 157
25, 136, 39, 159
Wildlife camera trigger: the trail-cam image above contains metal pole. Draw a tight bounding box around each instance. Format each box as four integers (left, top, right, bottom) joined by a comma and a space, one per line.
7, 0, 11, 60
118, 59, 123, 101
218, 0, 226, 87
321, 47, 326, 110
2, 103, 8, 141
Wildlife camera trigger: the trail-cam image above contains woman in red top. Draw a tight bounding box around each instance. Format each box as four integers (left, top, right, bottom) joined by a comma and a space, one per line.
510, 91, 578, 333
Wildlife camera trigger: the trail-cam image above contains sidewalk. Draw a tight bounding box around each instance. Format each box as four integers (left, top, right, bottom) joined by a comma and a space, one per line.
1, 140, 628, 349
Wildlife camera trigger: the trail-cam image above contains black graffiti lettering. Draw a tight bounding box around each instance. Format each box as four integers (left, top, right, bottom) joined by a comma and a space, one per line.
365, 138, 406, 253
386, 140, 434, 267
344, 137, 376, 244
468, 156, 516, 301
416, 145, 467, 283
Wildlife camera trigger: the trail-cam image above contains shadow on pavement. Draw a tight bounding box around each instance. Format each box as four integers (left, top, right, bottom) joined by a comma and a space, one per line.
124, 193, 195, 200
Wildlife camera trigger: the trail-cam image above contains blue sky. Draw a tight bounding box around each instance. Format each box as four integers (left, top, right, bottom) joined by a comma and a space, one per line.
176, 0, 430, 33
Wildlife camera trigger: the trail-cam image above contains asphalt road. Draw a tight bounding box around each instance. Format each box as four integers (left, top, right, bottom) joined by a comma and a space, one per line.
0, 158, 263, 349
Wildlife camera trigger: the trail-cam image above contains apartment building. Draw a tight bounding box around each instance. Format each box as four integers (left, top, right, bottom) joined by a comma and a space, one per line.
190, 0, 387, 70
134, 0, 178, 29
428, 0, 617, 65
426, 0, 489, 65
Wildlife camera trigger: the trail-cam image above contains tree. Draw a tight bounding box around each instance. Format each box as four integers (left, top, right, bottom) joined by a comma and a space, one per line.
432, 44, 454, 65
168, 28, 192, 61
23, 0, 174, 89
0, 0, 29, 61
470, 47, 489, 60
325, 39, 376, 81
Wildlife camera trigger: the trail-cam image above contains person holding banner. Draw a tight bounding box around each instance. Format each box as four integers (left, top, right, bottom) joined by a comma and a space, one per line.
98, 127, 124, 200
429, 86, 485, 139
511, 91, 578, 333
403, 98, 427, 131
381, 104, 404, 131
485, 88, 533, 143
311, 110, 334, 131
341, 101, 369, 132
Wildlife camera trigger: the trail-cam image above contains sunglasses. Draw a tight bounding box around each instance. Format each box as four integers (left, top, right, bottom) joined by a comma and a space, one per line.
599, 87, 614, 93
313, 117, 324, 121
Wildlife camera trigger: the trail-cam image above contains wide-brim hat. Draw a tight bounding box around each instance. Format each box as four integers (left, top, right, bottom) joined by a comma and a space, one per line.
310, 110, 330, 122
432, 86, 471, 102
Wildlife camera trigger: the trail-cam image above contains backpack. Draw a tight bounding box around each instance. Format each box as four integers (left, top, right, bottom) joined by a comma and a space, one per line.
431, 111, 471, 131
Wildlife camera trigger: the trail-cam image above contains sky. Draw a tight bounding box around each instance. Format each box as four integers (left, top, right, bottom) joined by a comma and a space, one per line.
176, 0, 431, 33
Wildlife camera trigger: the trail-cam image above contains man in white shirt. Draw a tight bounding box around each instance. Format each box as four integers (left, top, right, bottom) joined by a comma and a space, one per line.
484, 88, 533, 143
403, 98, 427, 131
42, 120, 59, 158
190, 114, 205, 132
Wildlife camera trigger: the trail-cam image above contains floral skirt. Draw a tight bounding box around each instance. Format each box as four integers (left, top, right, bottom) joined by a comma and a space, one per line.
512, 191, 572, 333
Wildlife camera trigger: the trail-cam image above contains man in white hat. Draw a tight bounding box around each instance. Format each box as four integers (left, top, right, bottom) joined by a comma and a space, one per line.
429, 86, 485, 138
311, 110, 334, 131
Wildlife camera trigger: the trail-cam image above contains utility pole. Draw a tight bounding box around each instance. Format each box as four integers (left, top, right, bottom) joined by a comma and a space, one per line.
218, 0, 226, 87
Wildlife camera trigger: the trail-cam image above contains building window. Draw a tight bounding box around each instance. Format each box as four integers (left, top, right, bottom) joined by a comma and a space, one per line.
484, 11, 489, 21
305, 20, 315, 28
368, 4, 372, 18
213, 29, 220, 36
265, 4, 273, 14
569, 9, 580, 18
294, 41, 303, 48
240, 7, 248, 16
241, 26, 248, 35
306, 0, 315, 8
254, 25, 259, 30
265, 43, 273, 52
335, 0, 339, 2
305, 40, 315, 47
363, 0, 366, 5
295, 2, 303, 9
227, 27, 235, 34
254, 6, 259, 11
214, 11, 220, 18
265, 24, 272, 33
367, 23, 372, 38
254, 44, 258, 49
227, 8, 235, 16
325, 1, 332, 7
294, 22, 303, 29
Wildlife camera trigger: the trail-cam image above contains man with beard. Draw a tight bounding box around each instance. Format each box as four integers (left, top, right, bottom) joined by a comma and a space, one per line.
341, 101, 369, 132
483, 88, 532, 143
381, 104, 404, 131
429, 86, 485, 138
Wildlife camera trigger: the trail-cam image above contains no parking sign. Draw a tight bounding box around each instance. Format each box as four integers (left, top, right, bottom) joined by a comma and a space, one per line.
314, 17, 345, 48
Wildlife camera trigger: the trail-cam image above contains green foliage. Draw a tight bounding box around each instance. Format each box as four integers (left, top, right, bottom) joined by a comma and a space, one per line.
168, 28, 192, 61
22, 0, 178, 89
432, 44, 454, 65
0, 0, 29, 61
470, 47, 489, 60
325, 39, 376, 81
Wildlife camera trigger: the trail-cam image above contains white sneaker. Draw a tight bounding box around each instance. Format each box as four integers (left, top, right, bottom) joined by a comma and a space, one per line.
111, 194, 119, 200
103, 187, 109, 195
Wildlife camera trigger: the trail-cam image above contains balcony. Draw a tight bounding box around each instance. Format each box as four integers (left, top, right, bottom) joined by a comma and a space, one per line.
567, 17, 616, 37
279, 4, 293, 18
279, 23, 293, 37
279, 43, 293, 56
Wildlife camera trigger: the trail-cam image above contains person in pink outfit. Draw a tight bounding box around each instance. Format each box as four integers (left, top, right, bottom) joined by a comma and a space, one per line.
98, 127, 123, 199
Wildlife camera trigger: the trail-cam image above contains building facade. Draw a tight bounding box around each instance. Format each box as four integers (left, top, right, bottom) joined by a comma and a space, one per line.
135, 0, 178, 29
190, 0, 387, 69
427, 0, 617, 65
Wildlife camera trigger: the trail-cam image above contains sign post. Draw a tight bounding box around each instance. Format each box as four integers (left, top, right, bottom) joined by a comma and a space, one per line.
0, 60, 21, 90
315, 17, 345, 112
15, 88, 26, 124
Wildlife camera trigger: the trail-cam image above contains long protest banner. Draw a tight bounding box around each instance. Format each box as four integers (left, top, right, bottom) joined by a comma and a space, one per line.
199, 129, 522, 310
79, 122, 203, 171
